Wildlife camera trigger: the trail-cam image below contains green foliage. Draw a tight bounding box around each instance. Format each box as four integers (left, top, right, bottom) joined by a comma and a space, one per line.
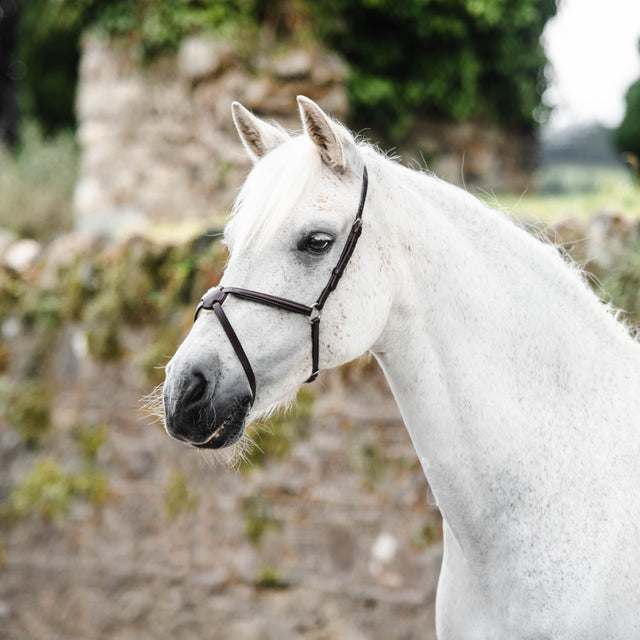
163, 471, 199, 521
242, 494, 279, 546
615, 73, 640, 174
1, 458, 109, 525
256, 565, 288, 589
69, 466, 111, 506
0, 233, 225, 426
0, 378, 51, 447
348, 436, 388, 487
73, 423, 108, 463
84, 295, 125, 362
0, 343, 8, 373
312, 0, 557, 139
18, 0, 293, 132
86, 0, 264, 58
19, 3, 82, 132
411, 521, 442, 549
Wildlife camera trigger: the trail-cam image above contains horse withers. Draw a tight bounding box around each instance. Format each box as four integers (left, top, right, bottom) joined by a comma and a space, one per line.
163, 97, 640, 639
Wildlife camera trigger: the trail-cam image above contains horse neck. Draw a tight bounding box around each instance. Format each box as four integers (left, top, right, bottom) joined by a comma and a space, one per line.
367, 156, 640, 554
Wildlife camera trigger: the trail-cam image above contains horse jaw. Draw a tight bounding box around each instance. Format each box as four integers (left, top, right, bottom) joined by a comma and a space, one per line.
163, 98, 386, 458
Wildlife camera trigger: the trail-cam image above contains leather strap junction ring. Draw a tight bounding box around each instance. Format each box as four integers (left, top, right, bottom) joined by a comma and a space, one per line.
194, 165, 369, 405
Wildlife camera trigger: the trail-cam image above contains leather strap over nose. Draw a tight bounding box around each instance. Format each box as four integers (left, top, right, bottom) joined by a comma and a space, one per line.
194, 285, 316, 403
194, 166, 369, 405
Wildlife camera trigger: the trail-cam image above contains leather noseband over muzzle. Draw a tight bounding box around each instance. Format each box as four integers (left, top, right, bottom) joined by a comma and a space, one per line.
193, 166, 369, 405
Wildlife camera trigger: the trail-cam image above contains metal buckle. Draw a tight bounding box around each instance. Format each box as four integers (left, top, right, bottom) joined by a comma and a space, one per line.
308, 303, 321, 324
195, 287, 228, 321
201, 286, 227, 309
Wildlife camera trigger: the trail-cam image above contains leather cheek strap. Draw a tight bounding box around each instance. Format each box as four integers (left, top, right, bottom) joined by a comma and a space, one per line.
307, 316, 320, 383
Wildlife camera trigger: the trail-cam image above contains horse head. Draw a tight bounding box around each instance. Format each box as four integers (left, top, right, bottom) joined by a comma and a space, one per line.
162, 97, 393, 450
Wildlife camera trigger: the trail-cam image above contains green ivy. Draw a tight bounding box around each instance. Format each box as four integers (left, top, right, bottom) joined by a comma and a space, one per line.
0, 378, 51, 447
242, 494, 279, 546
239, 388, 314, 469
163, 470, 199, 521
1, 458, 109, 525
256, 565, 288, 589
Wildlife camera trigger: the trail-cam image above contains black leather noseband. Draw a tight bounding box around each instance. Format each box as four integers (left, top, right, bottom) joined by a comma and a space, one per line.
194, 166, 369, 405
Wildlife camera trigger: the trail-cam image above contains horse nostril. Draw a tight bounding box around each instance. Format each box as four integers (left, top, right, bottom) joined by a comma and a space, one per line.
183, 370, 209, 407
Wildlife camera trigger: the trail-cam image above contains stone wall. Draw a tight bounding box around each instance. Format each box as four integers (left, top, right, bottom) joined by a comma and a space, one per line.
0, 230, 441, 640
74, 34, 347, 237
1, 212, 639, 638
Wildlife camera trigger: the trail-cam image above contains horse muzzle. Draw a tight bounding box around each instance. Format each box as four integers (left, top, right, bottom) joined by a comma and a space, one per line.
162, 367, 251, 449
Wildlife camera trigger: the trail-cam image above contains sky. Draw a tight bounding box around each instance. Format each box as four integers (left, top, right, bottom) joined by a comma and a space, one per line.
542, 0, 640, 130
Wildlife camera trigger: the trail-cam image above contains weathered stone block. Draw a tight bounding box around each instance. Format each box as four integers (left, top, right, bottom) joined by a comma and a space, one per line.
178, 35, 234, 82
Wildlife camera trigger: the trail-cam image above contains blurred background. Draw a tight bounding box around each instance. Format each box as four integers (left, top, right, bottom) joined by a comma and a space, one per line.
0, 1, 639, 638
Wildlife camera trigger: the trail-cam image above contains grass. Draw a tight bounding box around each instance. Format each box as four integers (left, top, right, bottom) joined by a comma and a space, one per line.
482, 164, 640, 224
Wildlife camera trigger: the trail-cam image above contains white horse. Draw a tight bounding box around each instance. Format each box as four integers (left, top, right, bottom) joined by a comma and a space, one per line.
163, 97, 640, 639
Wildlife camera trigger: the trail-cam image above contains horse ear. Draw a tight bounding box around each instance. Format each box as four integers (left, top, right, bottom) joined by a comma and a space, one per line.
297, 96, 355, 173
232, 102, 289, 162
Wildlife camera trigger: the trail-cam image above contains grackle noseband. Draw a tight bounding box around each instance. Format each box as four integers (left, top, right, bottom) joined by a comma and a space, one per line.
193, 166, 369, 405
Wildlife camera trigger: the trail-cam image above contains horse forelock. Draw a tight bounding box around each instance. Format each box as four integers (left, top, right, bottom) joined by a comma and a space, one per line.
226, 136, 325, 251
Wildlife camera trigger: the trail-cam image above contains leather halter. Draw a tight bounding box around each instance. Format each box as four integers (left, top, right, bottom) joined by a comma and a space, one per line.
194, 166, 369, 405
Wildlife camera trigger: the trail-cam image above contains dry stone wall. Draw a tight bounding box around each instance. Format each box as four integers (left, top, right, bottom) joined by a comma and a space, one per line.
1, 212, 640, 638
0, 230, 441, 640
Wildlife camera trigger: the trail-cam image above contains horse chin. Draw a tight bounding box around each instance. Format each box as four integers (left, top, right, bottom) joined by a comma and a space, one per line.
193, 402, 249, 449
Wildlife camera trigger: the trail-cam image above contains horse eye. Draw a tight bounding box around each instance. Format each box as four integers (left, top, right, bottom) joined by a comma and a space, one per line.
302, 232, 334, 254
